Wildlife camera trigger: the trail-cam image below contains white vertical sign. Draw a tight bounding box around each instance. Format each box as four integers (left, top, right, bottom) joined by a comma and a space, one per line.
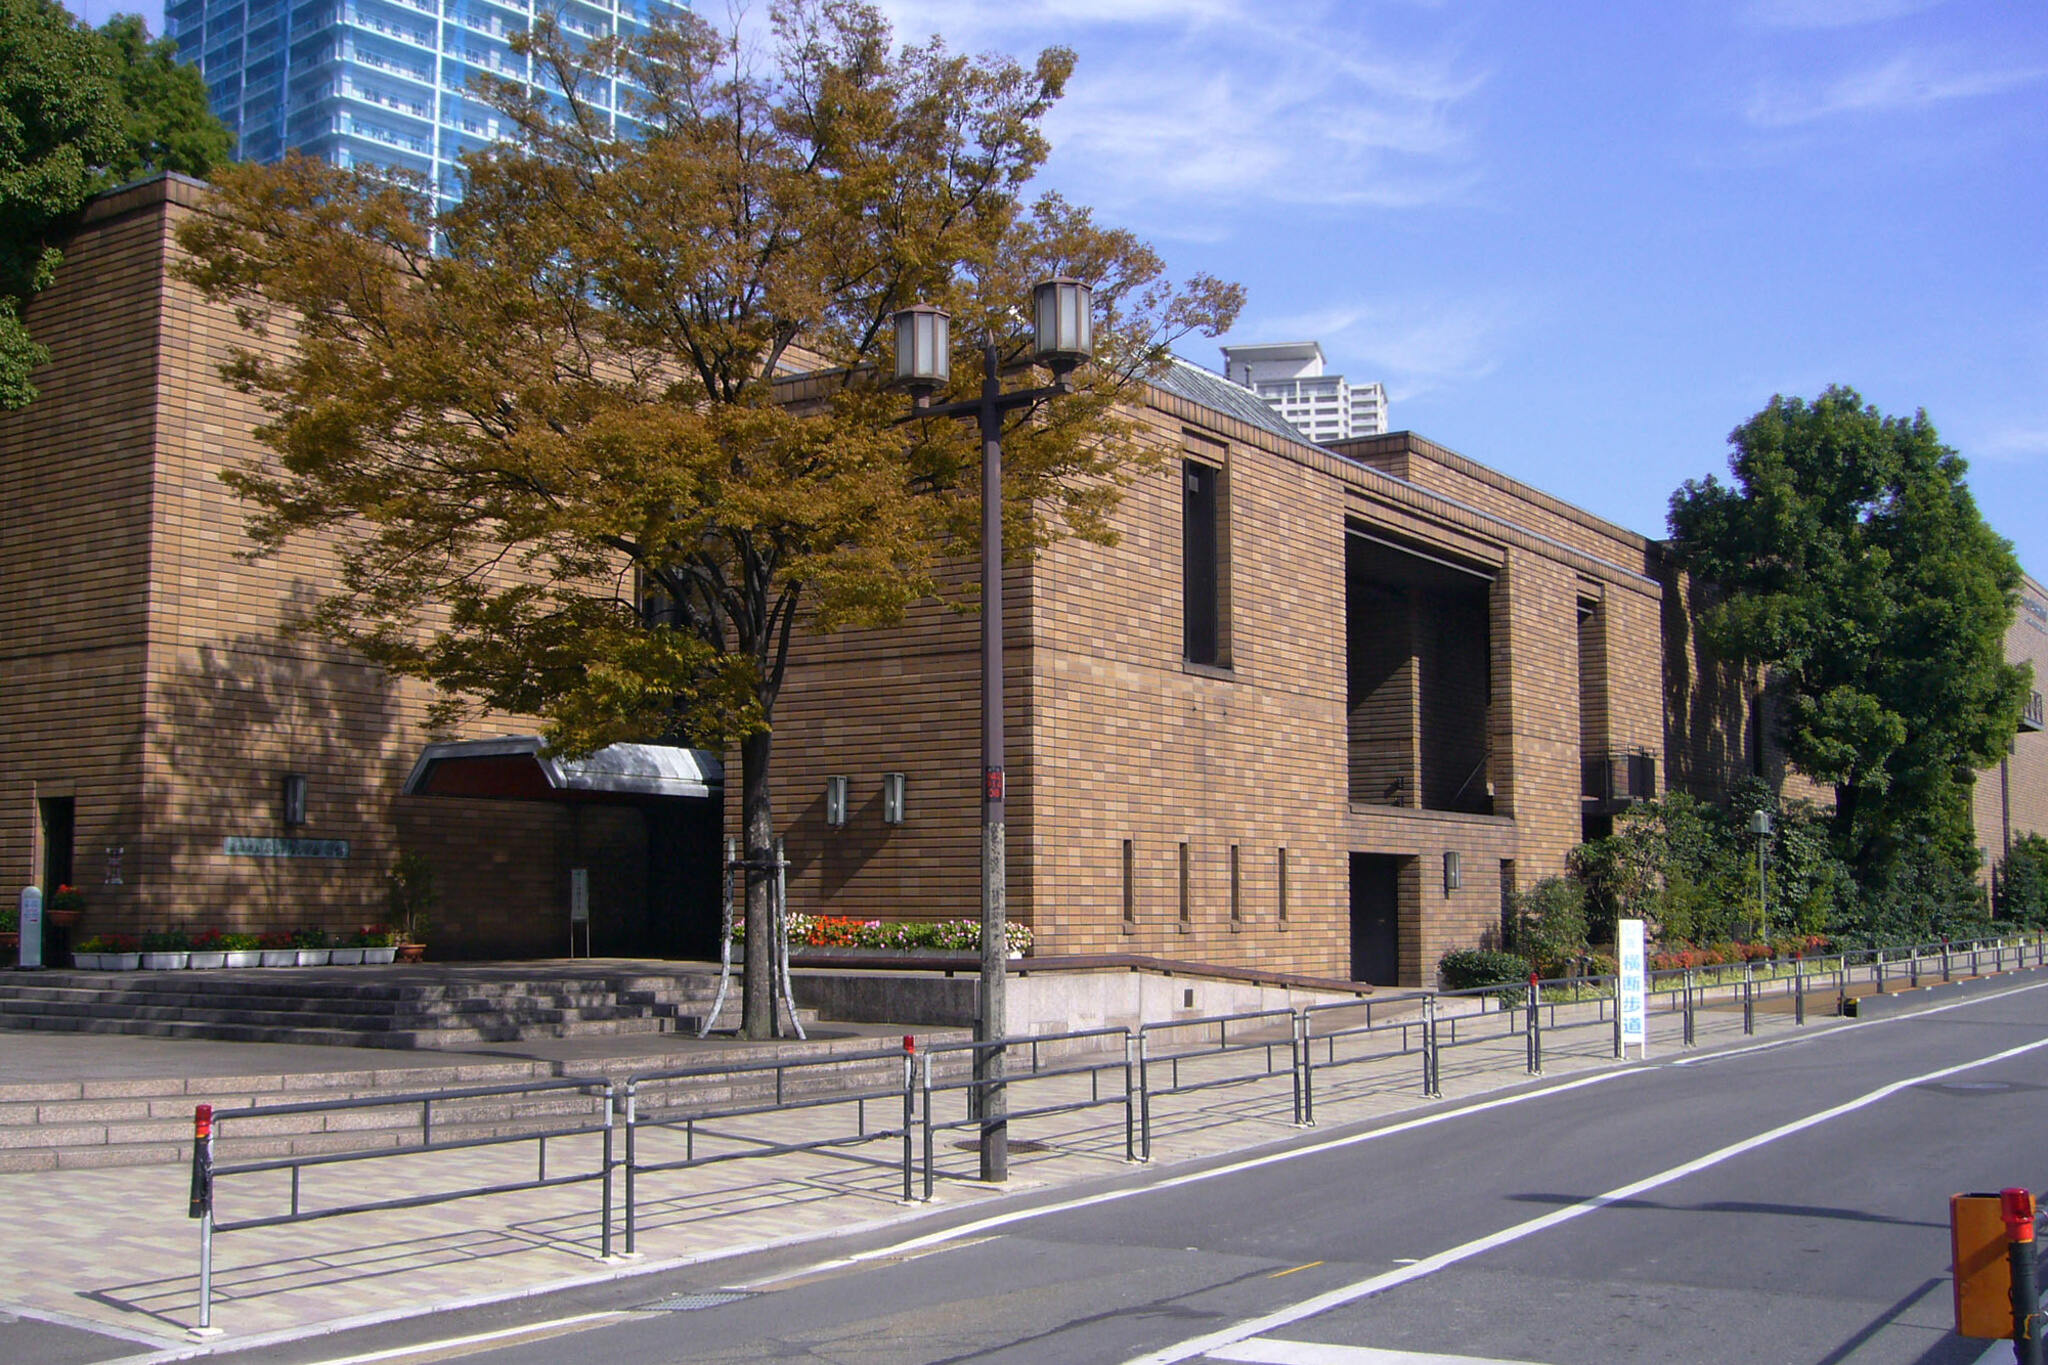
569, 868, 589, 924
18, 886, 42, 970
1618, 918, 1647, 1052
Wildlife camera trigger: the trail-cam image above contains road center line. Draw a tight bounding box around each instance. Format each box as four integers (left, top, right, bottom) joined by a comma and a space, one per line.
1122, 1031, 2048, 1365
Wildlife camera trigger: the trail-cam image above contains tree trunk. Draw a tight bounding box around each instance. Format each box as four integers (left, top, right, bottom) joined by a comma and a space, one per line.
741, 727, 776, 1039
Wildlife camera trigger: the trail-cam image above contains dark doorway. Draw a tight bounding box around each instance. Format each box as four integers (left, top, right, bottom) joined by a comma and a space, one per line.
39, 797, 74, 894
644, 800, 724, 959
1350, 852, 1404, 985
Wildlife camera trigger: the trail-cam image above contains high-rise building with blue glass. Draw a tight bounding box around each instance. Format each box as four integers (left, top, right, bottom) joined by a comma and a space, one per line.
167, 0, 684, 209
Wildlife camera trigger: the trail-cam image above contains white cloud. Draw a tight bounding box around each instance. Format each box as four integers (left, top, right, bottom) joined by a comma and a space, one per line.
869, 0, 1490, 229
1746, 48, 2048, 125
1219, 293, 1519, 401
1975, 423, 2048, 463
1739, 0, 1946, 28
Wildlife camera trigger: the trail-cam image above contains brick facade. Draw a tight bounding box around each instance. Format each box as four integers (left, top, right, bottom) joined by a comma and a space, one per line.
7, 176, 2039, 982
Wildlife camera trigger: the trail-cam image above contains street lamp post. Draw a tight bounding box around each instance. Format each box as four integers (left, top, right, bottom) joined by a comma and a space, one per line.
892, 280, 1093, 1183
1749, 809, 1773, 945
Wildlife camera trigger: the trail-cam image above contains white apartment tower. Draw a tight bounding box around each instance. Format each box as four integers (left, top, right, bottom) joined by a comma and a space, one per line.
1219, 341, 1388, 445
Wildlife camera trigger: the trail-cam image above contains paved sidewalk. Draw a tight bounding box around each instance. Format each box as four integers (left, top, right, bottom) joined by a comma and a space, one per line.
0, 974, 1984, 1356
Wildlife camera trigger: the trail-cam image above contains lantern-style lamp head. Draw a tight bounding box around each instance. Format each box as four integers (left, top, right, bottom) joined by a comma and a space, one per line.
893, 304, 951, 403
1032, 277, 1094, 384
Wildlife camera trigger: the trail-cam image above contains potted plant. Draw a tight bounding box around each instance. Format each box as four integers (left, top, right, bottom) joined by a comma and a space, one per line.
387, 850, 435, 963
220, 932, 263, 968
140, 927, 191, 971
187, 928, 228, 970
289, 926, 331, 967
356, 924, 399, 965
46, 884, 85, 929
258, 931, 298, 968
328, 927, 366, 967
76, 933, 141, 971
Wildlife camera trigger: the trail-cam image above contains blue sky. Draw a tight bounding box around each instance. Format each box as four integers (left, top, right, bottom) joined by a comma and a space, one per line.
74, 0, 2048, 573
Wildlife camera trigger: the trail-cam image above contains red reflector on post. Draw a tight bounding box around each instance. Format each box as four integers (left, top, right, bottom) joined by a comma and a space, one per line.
903, 1035, 916, 1054
194, 1103, 213, 1140
2004, 1187, 2036, 1240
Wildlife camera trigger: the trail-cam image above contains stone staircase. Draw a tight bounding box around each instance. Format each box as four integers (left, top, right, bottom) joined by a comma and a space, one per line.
0, 963, 805, 1048
0, 1032, 962, 1173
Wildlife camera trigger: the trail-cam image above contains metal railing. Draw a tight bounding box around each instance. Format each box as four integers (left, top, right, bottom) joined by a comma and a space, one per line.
182, 928, 2047, 1327
190, 1076, 615, 1330
917, 1026, 1136, 1198
1137, 1007, 1302, 1160
621, 1044, 917, 1252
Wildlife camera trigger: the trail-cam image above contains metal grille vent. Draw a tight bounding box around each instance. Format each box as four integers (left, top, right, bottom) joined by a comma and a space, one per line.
639, 1291, 753, 1312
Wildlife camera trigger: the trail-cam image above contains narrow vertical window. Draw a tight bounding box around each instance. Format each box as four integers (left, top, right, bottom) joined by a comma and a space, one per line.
1183, 459, 1222, 665
1122, 839, 1136, 929
1229, 844, 1242, 929
1277, 847, 1289, 926
1179, 841, 1193, 929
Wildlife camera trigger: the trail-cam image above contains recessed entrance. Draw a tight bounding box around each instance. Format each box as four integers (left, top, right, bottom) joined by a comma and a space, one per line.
1350, 852, 1408, 986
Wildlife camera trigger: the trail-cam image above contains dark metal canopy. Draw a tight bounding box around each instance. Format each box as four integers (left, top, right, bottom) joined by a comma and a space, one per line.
401, 736, 722, 804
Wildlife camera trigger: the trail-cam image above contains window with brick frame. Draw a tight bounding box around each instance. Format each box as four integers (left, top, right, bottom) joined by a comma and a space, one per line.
1183, 456, 1228, 667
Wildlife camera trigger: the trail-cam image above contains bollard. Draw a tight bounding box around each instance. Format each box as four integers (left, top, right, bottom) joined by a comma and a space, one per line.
2007, 1188, 2044, 1365
1525, 973, 1542, 1075
1794, 953, 1806, 1026
1682, 969, 1696, 1047
1944, 937, 1953, 982
1743, 962, 1755, 1035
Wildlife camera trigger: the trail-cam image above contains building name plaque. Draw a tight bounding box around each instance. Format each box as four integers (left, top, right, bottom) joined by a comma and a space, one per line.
223, 837, 350, 860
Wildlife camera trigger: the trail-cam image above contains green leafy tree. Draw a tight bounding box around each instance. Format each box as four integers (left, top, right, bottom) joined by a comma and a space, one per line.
94, 14, 234, 184
175, 0, 1241, 1038
0, 3, 231, 408
1668, 387, 2030, 887
1995, 834, 2048, 926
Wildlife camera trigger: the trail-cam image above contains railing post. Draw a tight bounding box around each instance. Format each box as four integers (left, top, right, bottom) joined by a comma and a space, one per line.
1138, 1030, 1153, 1162
921, 1050, 936, 1200
190, 1103, 215, 1334
623, 1081, 638, 1256
1612, 978, 1623, 1058
1943, 937, 1952, 982
1526, 973, 1542, 1075
599, 1082, 614, 1259
1423, 995, 1442, 1097
1875, 952, 1886, 995
1682, 969, 1696, 1047
901, 1036, 916, 1205
1123, 1030, 1137, 1163
1292, 1010, 1311, 1127
1794, 953, 1806, 1025
1743, 962, 1755, 1035
1910, 945, 1920, 989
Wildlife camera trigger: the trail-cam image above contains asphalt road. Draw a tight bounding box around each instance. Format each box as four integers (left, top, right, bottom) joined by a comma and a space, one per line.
179, 983, 2048, 1363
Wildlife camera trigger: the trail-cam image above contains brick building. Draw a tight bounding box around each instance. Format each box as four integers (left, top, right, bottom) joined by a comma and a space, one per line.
5, 176, 2040, 983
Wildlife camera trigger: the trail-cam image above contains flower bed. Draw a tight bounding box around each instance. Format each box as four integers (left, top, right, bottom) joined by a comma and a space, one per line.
732, 912, 1031, 955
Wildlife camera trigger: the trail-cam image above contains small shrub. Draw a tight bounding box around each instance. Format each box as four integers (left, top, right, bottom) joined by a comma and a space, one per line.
141, 928, 191, 951
1439, 948, 1532, 1006
289, 927, 329, 949
1507, 878, 1588, 975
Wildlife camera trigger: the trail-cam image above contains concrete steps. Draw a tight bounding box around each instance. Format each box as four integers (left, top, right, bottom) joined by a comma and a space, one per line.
0, 965, 790, 1048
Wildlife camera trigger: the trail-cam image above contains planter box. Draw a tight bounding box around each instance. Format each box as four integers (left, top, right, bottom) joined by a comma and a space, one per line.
294, 949, 331, 967
260, 949, 298, 968
223, 950, 263, 968
187, 951, 228, 970
328, 947, 366, 966
142, 952, 190, 970
362, 946, 397, 965
73, 952, 104, 970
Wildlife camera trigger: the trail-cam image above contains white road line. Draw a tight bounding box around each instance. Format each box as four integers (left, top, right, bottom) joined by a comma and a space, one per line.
1124, 1032, 2048, 1365
272, 1311, 628, 1365
1212, 1341, 1543, 1364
